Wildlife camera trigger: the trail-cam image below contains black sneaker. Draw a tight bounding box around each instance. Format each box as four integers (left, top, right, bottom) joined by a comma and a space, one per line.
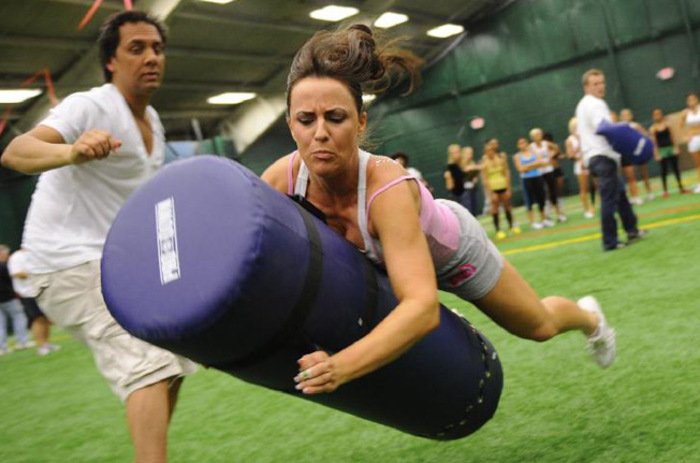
626, 229, 648, 244
604, 243, 626, 252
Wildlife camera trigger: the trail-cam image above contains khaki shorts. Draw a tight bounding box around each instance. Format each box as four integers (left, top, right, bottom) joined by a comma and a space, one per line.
31, 260, 197, 402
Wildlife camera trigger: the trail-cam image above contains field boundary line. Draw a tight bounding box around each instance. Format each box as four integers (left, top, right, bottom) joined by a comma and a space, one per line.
503, 213, 700, 256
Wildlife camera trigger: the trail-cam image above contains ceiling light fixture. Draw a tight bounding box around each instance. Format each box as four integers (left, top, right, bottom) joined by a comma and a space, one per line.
207, 92, 257, 105
0, 89, 42, 104
426, 24, 464, 38
309, 5, 359, 22
198, 0, 236, 4
374, 12, 408, 29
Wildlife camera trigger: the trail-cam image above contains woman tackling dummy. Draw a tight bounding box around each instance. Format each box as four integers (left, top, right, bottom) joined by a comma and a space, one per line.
262, 24, 616, 396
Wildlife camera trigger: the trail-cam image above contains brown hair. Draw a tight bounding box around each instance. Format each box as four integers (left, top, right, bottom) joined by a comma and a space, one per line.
581, 68, 604, 86
286, 24, 423, 115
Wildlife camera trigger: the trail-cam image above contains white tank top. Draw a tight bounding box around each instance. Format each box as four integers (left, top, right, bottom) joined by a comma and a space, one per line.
529, 142, 555, 173
686, 108, 700, 127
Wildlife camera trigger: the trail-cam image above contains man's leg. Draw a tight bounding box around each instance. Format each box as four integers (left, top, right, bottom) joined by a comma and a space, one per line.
616, 175, 639, 236
0, 304, 9, 351
589, 156, 620, 250
126, 380, 171, 463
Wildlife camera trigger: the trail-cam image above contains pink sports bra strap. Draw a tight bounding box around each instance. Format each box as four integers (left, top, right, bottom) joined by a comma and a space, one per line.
362, 175, 417, 261
366, 175, 416, 216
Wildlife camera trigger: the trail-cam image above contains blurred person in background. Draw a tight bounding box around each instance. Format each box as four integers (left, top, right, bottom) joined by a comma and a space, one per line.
649, 108, 687, 197
566, 118, 595, 218
513, 137, 548, 229
0, 245, 31, 355
482, 139, 519, 239
679, 92, 700, 193
620, 108, 653, 203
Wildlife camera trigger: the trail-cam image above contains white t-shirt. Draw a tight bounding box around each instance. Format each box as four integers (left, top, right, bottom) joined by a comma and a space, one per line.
21, 83, 165, 273
575, 94, 620, 166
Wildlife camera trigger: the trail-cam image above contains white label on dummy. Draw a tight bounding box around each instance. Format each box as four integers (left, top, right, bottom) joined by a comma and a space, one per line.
155, 197, 181, 285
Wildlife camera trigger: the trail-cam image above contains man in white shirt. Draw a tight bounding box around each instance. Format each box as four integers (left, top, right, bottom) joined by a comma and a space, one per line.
1, 11, 195, 462
575, 69, 641, 251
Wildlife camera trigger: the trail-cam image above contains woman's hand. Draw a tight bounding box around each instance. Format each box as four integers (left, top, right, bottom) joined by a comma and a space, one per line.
294, 351, 348, 394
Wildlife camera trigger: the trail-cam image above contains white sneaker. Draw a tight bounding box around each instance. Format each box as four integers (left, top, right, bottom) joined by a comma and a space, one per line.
37, 344, 61, 356
531, 222, 543, 230
558, 214, 568, 223
630, 196, 643, 206
584, 210, 595, 219
578, 296, 616, 368
542, 219, 555, 227
694, 184, 700, 194
646, 193, 655, 201
14, 341, 35, 350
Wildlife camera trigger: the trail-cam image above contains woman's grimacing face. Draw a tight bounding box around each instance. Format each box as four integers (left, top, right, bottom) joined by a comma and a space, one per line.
287, 76, 366, 177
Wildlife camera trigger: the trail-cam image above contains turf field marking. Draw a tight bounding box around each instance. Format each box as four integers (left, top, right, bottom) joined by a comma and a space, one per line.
503, 213, 700, 256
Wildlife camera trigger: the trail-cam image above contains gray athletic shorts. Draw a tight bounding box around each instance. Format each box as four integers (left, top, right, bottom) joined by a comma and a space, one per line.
30, 260, 197, 402
435, 199, 504, 301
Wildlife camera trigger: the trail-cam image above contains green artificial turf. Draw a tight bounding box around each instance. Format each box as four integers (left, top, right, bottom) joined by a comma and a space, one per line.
1, 183, 699, 462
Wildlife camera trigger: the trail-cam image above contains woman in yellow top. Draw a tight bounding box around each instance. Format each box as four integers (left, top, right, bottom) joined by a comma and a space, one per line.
482, 138, 519, 239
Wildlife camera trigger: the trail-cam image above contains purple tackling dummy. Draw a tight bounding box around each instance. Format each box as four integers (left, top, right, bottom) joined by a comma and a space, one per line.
101, 156, 502, 440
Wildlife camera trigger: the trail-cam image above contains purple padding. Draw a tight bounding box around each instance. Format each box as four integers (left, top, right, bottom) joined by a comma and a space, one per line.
102, 156, 502, 440
102, 157, 312, 364
596, 120, 653, 164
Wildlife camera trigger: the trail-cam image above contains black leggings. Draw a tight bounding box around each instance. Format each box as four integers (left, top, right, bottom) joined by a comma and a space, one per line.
542, 171, 558, 205
523, 176, 545, 212
659, 156, 683, 191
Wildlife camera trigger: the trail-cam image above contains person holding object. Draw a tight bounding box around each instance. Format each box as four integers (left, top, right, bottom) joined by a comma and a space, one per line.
1, 11, 196, 462
575, 69, 644, 251
262, 25, 617, 396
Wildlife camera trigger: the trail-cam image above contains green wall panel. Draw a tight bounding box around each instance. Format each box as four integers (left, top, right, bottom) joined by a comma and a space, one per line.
564, 0, 609, 54
469, 33, 513, 83
241, 0, 700, 203
682, 0, 700, 22
645, 0, 684, 34
605, 0, 653, 46
524, 0, 579, 64
453, 39, 489, 89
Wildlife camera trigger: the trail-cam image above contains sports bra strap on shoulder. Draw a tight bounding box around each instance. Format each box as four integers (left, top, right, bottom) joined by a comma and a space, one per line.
366, 175, 418, 212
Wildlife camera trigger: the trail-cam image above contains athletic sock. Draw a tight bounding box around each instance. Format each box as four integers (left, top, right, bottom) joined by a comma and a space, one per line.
492, 213, 500, 231
505, 210, 513, 228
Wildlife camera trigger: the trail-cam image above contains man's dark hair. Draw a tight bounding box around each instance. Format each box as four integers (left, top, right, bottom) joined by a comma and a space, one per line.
98, 10, 167, 82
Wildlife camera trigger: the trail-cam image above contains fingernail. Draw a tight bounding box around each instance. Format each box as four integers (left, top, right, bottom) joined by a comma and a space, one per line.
295, 383, 303, 390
